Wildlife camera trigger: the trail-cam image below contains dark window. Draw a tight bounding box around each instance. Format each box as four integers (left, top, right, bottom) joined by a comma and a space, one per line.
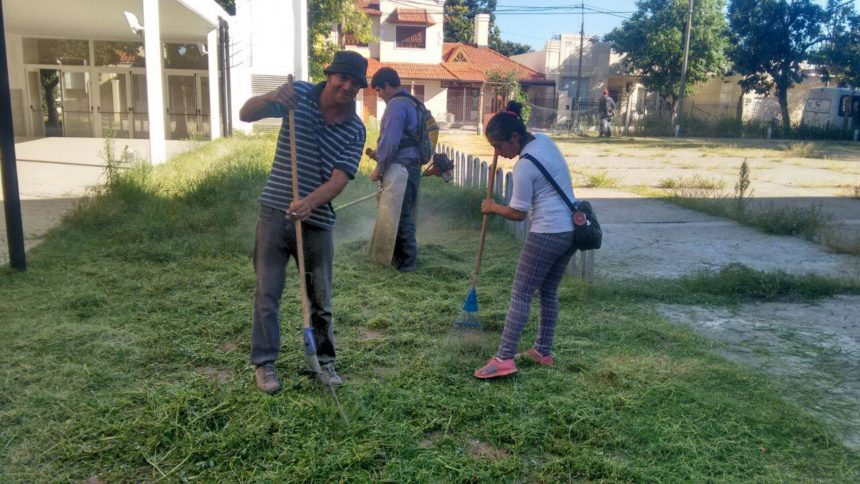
839, 95, 850, 116
396, 26, 426, 49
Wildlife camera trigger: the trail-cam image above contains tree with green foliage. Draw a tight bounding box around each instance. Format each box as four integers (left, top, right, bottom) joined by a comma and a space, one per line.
728, 0, 826, 135
813, 0, 860, 90
605, 0, 730, 113
444, 1, 531, 55
308, 0, 373, 80
485, 69, 530, 122
214, 0, 235, 15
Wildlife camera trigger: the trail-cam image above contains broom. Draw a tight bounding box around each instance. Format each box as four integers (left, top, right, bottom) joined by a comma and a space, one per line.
454, 152, 499, 329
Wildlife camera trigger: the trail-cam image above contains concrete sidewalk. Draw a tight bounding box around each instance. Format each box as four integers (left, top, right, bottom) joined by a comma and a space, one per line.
580, 187, 860, 281
1, 137, 193, 265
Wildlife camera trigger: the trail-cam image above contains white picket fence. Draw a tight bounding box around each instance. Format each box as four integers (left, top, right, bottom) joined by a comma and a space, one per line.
436, 143, 596, 282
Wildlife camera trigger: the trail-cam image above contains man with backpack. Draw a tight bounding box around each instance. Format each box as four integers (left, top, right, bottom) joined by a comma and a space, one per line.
598, 89, 616, 137
368, 67, 432, 272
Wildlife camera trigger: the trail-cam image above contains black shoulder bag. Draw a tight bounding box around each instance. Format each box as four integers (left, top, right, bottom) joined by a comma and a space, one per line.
521, 153, 603, 250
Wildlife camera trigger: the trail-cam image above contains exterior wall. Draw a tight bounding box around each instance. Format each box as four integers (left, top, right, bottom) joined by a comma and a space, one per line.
686, 74, 827, 124
4, 33, 27, 137
231, 0, 308, 133
510, 50, 545, 74
371, 80, 447, 126
377, 0, 444, 64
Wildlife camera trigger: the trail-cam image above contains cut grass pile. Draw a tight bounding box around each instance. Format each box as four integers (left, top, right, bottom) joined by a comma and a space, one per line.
1, 135, 858, 481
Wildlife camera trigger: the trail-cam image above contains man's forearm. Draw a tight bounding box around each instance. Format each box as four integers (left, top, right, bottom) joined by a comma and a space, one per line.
303, 171, 350, 210
239, 93, 275, 122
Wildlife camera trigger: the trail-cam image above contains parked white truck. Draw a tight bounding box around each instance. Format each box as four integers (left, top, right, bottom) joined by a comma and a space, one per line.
800, 87, 859, 129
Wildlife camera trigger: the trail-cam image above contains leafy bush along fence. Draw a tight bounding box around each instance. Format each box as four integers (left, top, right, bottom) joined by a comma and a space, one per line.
436, 143, 596, 281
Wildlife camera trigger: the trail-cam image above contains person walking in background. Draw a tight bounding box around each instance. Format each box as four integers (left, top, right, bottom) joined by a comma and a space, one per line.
598, 89, 616, 137
474, 100, 578, 380
368, 67, 423, 272
239, 50, 367, 394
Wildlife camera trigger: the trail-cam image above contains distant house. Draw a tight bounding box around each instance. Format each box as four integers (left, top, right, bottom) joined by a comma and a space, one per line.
340, 0, 550, 127
512, 33, 644, 126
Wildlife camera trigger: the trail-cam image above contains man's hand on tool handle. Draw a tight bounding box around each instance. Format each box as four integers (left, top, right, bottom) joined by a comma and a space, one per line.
287, 198, 312, 221
267, 82, 298, 112
370, 166, 382, 182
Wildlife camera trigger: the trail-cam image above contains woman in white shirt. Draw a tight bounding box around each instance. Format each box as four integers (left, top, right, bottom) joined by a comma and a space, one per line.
474, 101, 578, 379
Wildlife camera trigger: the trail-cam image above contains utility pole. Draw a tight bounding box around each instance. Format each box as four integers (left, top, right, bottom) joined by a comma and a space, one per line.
0, 0, 27, 271
674, 0, 694, 137
572, 0, 585, 133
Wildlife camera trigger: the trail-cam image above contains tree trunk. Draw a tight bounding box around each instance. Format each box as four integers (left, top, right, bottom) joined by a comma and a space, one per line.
777, 87, 791, 137
736, 92, 744, 122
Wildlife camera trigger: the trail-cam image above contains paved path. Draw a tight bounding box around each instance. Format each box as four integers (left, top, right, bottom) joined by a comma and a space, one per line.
581, 188, 860, 281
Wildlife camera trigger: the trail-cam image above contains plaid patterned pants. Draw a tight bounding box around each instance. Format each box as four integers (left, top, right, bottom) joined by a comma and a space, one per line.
497, 231, 577, 359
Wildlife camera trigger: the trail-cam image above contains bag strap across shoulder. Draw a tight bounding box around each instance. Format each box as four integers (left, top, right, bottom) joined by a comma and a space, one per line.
520, 153, 578, 213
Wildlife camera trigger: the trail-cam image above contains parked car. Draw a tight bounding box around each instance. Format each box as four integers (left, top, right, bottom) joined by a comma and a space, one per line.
800, 87, 860, 129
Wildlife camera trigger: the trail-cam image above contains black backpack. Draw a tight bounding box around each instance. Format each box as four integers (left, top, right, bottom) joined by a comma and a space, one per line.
391, 92, 439, 165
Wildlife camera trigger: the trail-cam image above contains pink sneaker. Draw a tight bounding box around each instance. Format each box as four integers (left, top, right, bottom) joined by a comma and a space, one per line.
474, 357, 518, 379
526, 348, 554, 366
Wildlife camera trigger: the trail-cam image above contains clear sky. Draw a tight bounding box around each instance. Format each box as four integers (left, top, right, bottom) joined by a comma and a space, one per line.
493, 0, 860, 50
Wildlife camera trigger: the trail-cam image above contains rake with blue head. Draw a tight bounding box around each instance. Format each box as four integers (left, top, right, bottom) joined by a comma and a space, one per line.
454, 153, 499, 330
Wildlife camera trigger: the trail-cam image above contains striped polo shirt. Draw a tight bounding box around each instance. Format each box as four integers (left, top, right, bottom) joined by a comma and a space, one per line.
258, 81, 366, 230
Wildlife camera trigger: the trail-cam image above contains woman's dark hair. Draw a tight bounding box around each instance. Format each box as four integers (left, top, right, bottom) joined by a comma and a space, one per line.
485, 100, 528, 142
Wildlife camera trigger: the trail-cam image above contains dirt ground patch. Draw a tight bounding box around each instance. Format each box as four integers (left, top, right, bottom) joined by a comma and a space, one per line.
467, 438, 509, 460
658, 296, 860, 450
438, 132, 860, 224
195, 366, 233, 384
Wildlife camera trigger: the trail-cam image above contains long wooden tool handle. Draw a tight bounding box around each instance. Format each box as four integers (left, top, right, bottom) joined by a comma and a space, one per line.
471, 152, 499, 285
287, 76, 312, 331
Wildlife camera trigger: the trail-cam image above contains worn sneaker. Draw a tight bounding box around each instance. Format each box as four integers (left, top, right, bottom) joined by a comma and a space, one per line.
474, 357, 518, 379
526, 348, 554, 366
255, 364, 281, 394
317, 362, 344, 386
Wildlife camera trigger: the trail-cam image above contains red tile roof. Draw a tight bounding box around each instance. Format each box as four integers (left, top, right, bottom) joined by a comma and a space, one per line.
389, 8, 435, 25
356, 0, 381, 16
443, 43, 546, 83
367, 58, 454, 81
363, 44, 547, 84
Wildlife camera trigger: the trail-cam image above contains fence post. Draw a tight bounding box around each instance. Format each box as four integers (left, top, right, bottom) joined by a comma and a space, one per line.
466, 154, 473, 187
854, 129, 858, 142
472, 157, 480, 188
480, 161, 488, 191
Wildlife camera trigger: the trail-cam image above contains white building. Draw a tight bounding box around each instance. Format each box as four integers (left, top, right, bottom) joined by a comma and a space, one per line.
512, 33, 643, 124
2, 0, 308, 163
342, 0, 549, 128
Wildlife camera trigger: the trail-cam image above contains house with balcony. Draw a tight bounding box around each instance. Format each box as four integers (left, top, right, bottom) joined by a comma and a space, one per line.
340, 0, 550, 128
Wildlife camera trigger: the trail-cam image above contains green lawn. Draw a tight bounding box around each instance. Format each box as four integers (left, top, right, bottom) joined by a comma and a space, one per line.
1, 135, 857, 481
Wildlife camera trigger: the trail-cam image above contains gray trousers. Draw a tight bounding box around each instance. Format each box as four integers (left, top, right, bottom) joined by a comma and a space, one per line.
250, 205, 335, 367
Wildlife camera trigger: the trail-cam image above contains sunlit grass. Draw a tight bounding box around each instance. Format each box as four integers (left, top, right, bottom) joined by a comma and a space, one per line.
1, 135, 857, 481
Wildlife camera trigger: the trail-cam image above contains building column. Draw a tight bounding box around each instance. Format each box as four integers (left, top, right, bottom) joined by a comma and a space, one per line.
207, 28, 221, 139
296, 0, 309, 81
143, 0, 166, 164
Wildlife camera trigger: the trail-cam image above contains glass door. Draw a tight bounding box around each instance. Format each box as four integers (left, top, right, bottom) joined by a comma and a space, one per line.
26, 69, 62, 137
97, 72, 130, 138
198, 75, 211, 139
167, 73, 198, 139
60, 70, 93, 137
131, 73, 149, 138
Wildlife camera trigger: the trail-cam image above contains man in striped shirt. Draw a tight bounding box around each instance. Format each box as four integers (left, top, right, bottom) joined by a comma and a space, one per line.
239, 51, 367, 394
